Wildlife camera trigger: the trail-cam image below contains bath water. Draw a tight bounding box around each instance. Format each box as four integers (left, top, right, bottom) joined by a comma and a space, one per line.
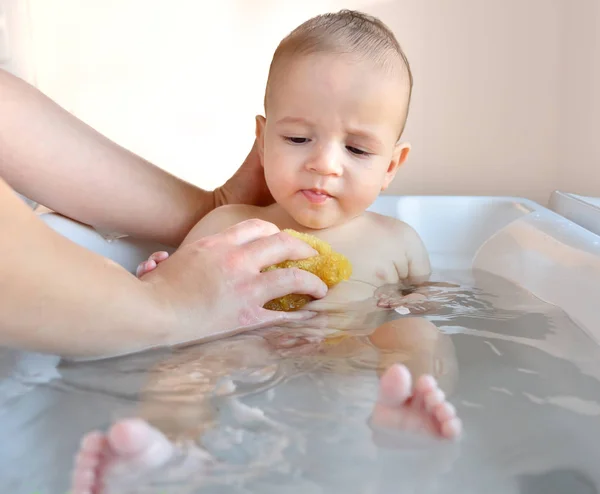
2, 269, 600, 494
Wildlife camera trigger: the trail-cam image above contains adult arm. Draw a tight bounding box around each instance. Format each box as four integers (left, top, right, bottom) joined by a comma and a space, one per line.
0, 178, 172, 357
0, 178, 325, 359
0, 69, 270, 246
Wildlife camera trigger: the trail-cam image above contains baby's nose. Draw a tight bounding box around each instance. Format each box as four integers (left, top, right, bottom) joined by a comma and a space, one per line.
308, 146, 343, 176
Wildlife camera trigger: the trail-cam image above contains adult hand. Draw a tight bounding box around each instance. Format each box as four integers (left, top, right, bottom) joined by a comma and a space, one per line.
143, 219, 328, 345
213, 140, 274, 208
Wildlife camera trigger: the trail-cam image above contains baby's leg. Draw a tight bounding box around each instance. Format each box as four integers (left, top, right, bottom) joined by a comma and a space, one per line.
370, 364, 462, 443
365, 320, 461, 443
369, 318, 459, 395
136, 251, 170, 277
262, 325, 462, 441
72, 335, 278, 493
72, 418, 212, 494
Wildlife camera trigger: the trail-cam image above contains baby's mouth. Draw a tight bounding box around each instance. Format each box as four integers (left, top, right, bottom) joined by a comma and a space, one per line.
300, 189, 332, 204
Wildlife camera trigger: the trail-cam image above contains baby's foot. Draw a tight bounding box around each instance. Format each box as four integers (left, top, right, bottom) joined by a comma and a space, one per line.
136, 251, 169, 278
71, 418, 209, 493
370, 364, 462, 443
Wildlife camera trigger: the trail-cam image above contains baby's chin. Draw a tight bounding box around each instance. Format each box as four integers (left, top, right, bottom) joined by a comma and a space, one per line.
288, 210, 340, 231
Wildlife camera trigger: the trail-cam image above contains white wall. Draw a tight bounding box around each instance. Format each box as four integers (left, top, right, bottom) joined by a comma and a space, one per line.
372, 0, 561, 203
559, 0, 600, 197
0, 0, 34, 82
0, 0, 597, 203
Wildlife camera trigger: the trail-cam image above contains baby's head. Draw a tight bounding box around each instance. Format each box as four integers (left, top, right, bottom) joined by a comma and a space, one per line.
256, 10, 413, 230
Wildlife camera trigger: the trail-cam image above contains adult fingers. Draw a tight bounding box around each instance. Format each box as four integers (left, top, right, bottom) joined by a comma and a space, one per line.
281, 311, 330, 329
222, 308, 318, 335
259, 267, 327, 303
212, 218, 281, 246
257, 308, 319, 327
243, 231, 318, 269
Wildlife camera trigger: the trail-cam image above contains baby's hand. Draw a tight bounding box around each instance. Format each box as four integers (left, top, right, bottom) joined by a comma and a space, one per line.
135, 251, 170, 278
375, 282, 459, 314
376, 284, 428, 310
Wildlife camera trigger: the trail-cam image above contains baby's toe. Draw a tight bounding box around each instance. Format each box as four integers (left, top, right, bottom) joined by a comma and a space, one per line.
424, 388, 446, 412
72, 468, 96, 491
75, 450, 101, 471
378, 364, 412, 406
79, 431, 107, 455
414, 374, 437, 395
440, 417, 462, 439
434, 401, 456, 422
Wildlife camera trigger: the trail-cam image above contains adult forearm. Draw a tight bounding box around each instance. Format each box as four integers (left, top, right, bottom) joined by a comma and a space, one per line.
0, 69, 214, 246
0, 180, 173, 358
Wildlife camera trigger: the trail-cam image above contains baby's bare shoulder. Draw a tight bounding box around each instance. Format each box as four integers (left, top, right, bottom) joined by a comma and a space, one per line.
182, 204, 267, 246
363, 212, 419, 238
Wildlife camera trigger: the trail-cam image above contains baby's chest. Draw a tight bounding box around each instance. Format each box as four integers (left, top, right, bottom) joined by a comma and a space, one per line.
327, 236, 403, 286
347, 254, 399, 286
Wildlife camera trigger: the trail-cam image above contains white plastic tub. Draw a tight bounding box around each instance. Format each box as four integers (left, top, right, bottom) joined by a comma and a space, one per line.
549, 190, 600, 237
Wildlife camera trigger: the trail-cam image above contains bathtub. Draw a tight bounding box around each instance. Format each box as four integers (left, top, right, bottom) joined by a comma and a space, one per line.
2, 195, 600, 493
549, 190, 600, 238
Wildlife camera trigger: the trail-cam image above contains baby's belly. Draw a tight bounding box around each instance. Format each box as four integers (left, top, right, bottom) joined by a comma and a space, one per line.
305, 279, 375, 311
307, 259, 398, 307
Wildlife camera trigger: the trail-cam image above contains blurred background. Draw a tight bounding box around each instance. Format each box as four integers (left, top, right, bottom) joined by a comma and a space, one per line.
1, 0, 598, 205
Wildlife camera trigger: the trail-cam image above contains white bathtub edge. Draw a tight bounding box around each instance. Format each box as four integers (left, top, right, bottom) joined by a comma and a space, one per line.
473, 208, 600, 343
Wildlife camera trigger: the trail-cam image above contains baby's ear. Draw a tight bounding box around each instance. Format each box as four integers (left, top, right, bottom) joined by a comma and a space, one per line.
255, 115, 267, 166
381, 142, 411, 191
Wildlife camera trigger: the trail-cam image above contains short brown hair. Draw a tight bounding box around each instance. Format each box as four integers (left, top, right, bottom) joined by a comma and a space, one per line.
264, 10, 413, 136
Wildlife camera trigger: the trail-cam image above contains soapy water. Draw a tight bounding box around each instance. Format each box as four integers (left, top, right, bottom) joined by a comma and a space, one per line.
2, 270, 600, 493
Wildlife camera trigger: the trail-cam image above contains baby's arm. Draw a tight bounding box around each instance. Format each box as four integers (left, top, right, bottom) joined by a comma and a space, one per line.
379, 221, 464, 312
370, 219, 433, 309
398, 222, 431, 283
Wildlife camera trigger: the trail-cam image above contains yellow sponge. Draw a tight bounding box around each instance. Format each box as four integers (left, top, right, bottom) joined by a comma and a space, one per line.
262, 229, 352, 311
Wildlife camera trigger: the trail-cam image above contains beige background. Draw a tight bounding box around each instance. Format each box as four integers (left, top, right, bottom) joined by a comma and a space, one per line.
1, 0, 598, 205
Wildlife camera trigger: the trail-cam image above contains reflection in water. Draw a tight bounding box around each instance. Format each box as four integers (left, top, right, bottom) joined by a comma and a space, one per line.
3, 270, 600, 493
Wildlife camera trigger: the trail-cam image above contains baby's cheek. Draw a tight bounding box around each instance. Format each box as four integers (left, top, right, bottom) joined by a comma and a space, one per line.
265, 157, 294, 189
347, 179, 381, 207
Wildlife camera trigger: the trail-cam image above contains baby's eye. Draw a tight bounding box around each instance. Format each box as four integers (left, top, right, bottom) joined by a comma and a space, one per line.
284, 137, 310, 144
346, 146, 369, 156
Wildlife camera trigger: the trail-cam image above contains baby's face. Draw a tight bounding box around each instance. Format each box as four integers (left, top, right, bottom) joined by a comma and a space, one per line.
257, 53, 410, 230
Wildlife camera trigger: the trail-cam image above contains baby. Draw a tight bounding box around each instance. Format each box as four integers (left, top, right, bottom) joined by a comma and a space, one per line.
71, 10, 461, 493
137, 10, 430, 309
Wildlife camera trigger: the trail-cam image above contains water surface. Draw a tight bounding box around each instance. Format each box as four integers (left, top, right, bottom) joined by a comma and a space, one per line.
2, 269, 600, 493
